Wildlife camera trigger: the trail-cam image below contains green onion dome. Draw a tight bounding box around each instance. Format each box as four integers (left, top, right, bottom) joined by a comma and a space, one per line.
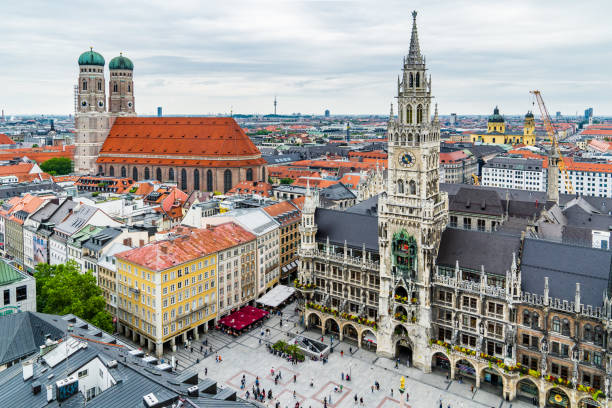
78, 48, 105, 66
109, 53, 134, 70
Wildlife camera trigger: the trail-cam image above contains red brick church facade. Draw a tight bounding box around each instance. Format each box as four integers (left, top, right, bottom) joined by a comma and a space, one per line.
96, 117, 266, 193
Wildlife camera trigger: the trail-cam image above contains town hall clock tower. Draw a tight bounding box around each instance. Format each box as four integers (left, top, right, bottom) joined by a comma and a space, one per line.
376, 11, 448, 369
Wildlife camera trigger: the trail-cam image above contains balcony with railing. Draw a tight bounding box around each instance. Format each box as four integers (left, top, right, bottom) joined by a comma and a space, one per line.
434, 274, 507, 299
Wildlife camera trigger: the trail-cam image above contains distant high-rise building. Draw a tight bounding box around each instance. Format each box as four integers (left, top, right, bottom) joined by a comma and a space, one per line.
449, 113, 457, 126
346, 122, 350, 142
324, 109, 330, 117
274, 96, 277, 115
157, 106, 162, 117
585, 107, 593, 121
556, 111, 561, 120
1, 109, 4, 122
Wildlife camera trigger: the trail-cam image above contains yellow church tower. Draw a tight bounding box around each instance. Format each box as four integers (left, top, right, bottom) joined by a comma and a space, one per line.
523, 111, 536, 145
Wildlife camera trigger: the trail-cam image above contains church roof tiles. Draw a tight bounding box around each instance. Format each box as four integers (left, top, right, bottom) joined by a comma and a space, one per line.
97, 117, 265, 168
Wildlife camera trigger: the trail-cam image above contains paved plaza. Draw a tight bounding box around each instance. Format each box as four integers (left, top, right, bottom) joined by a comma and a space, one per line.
151, 302, 537, 408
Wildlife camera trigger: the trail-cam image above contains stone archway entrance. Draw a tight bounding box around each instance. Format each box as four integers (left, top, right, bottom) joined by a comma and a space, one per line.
325, 318, 340, 337
455, 359, 477, 384
516, 378, 539, 404
481, 367, 504, 396
579, 398, 602, 408
431, 351, 451, 375
307, 313, 322, 330
342, 323, 358, 346
546, 388, 571, 408
361, 329, 377, 351
395, 335, 413, 366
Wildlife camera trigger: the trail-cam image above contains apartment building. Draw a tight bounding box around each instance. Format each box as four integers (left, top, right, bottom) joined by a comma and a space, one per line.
114, 222, 254, 357
482, 156, 546, 191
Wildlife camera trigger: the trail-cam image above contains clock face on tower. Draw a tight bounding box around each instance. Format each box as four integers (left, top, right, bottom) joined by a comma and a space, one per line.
399, 152, 415, 167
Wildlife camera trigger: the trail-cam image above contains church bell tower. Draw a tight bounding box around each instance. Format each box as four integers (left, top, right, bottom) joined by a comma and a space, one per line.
376, 11, 448, 367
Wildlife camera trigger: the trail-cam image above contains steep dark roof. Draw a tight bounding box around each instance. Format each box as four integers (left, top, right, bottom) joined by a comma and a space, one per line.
0, 312, 66, 366
521, 238, 612, 307
449, 187, 503, 217
437, 228, 521, 275
315, 208, 378, 252
345, 194, 379, 216
320, 183, 356, 201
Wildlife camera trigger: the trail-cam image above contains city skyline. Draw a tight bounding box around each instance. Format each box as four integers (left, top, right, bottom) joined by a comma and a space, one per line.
2, 0, 612, 116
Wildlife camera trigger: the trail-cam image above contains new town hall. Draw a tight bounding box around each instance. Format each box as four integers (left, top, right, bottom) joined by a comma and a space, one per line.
297, 12, 612, 408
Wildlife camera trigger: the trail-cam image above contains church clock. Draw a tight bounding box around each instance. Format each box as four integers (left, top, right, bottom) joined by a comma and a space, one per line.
399, 151, 415, 167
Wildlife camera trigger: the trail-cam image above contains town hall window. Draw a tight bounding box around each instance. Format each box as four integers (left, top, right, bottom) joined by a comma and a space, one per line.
416, 104, 423, 123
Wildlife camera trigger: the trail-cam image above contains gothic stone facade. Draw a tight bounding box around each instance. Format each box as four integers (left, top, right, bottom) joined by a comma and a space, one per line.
297, 12, 612, 408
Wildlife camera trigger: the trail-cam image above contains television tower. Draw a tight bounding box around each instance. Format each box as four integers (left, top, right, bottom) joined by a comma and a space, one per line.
274, 96, 277, 115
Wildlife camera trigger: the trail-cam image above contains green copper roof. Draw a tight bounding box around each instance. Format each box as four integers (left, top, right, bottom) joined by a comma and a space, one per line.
0, 260, 23, 286
78, 48, 105, 66
109, 53, 134, 70
488, 106, 504, 123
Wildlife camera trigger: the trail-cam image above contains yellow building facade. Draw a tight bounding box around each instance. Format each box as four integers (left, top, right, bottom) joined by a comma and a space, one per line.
115, 222, 256, 357
471, 107, 536, 146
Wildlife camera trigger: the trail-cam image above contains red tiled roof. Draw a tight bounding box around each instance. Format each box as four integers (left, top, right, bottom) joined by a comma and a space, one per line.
97, 117, 264, 168
0, 145, 74, 164
588, 139, 612, 152
0, 134, 15, 145
0, 163, 36, 177
227, 181, 272, 197
291, 196, 305, 210
338, 173, 362, 188
538, 157, 612, 173
116, 222, 256, 271
292, 178, 337, 189
439, 151, 469, 163
263, 200, 301, 226
348, 150, 387, 160
289, 159, 386, 171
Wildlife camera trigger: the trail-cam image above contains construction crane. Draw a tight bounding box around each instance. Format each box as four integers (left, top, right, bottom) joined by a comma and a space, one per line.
471, 173, 479, 185
530, 90, 574, 195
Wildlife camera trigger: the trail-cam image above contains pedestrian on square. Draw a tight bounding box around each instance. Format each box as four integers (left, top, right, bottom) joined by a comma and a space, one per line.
204, 367, 207, 376
340, 350, 344, 357
359, 397, 363, 405
371, 385, 374, 393
354, 394, 358, 403
391, 389, 393, 397
341, 372, 344, 381
293, 374, 297, 383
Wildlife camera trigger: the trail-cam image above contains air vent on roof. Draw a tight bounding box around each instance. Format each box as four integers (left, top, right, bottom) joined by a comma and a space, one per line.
143, 393, 159, 407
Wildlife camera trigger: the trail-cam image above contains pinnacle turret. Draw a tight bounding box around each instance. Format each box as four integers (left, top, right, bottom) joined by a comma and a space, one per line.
406, 10, 423, 66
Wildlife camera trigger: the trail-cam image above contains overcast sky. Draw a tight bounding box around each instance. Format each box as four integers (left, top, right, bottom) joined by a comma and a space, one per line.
2, 0, 612, 116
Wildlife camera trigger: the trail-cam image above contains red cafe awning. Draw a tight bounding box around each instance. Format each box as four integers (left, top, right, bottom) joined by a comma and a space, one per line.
218, 305, 269, 331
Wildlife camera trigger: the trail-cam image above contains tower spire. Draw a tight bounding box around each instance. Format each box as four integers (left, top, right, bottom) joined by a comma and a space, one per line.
407, 11, 422, 64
